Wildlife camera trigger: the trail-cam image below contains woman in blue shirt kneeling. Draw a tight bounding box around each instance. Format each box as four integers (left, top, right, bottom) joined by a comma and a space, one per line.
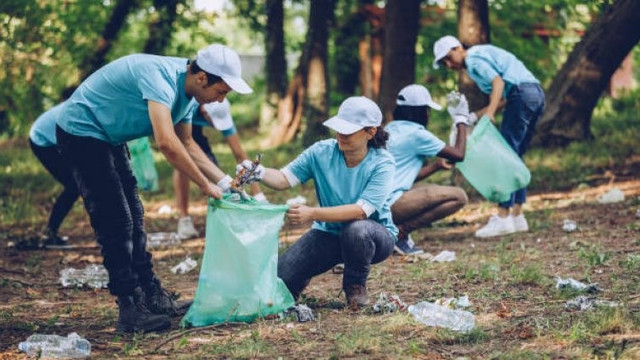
238, 96, 397, 309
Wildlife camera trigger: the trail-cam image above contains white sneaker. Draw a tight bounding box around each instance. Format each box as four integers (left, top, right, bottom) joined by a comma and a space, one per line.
512, 214, 529, 233
475, 215, 516, 238
177, 216, 199, 239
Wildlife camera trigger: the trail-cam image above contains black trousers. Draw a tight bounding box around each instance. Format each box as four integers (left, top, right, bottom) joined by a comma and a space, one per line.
56, 126, 155, 296
29, 140, 79, 235
192, 125, 218, 166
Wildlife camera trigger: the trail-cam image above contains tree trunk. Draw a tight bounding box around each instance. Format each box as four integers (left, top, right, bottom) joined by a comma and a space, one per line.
534, 0, 640, 146
143, 0, 182, 55
259, 0, 288, 137
358, 4, 384, 100
61, 0, 139, 99
378, 0, 421, 123
301, 0, 333, 147
457, 0, 489, 111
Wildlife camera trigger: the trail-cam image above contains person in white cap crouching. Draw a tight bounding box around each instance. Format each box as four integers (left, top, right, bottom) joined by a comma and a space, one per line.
173, 98, 267, 240
386, 84, 471, 255
236, 96, 397, 310
55, 44, 252, 332
433, 35, 545, 238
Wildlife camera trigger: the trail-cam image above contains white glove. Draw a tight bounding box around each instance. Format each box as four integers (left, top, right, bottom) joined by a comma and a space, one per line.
235, 160, 266, 183
447, 92, 471, 126
252, 192, 268, 203
217, 175, 233, 193
468, 112, 478, 125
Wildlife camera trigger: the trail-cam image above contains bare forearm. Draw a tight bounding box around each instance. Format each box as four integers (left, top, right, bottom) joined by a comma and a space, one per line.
183, 140, 227, 182
485, 76, 505, 118
415, 162, 441, 182
309, 204, 366, 223
261, 168, 292, 190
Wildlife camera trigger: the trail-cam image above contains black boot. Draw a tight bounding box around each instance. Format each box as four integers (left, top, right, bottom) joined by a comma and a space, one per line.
116, 288, 171, 333
142, 278, 185, 317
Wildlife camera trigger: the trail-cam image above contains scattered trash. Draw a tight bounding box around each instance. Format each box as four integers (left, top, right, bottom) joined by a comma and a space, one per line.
408, 301, 475, 333
286, 195, 307, 206
171, 256, 198, 274
562, 219, 578, 232
555, 277, 602, 293
372, 292, 407, 314
432, 250, 456, 263
565, 295, 619, 311
157, 204, 173, 215
147, 232, 181, 249
59, 264, 108, 289
287, 304, 315, 322
597, 188, 625, 204
18, 332, 91, 359
434, 295, 471, 309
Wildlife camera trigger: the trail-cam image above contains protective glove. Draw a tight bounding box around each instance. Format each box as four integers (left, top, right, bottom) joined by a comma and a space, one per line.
217, 175, 233, 193
252, 192, 268, 203
235, 160, 266, 184
446, 91, 471, 126
467, 112, 478, 125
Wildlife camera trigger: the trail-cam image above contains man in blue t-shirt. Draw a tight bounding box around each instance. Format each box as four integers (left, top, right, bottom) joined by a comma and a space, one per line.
55, 44, 253, 333
433, 35, 545, 238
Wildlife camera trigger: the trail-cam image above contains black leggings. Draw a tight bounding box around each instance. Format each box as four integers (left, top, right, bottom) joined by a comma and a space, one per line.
56, 126, 155, 296
30, 140, 79, 235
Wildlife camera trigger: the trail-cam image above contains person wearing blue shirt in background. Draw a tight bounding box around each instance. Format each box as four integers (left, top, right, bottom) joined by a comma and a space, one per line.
433, 35, 545, 238
173, 98, 266, 239
55, 44, 252, 333
27, 102, 77, 250
238, 97, 396, 310
386, 84, 470, 255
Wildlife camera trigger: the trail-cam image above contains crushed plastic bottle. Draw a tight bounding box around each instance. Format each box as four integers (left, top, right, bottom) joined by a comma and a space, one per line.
18, 332, 91, 359
372, 292, 407, 314
286, 304, 315, 322
432, 250, 456, 263
562, 219, 578, 232
171, 256, 198, 274
408, 301, 475, 333
59, 264, 108, 289
146, 232, 181, 249
564, 295, 619, 311
555, 277, 602, 293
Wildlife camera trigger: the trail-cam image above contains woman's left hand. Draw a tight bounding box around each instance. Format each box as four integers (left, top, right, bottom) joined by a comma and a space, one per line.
287, 204, 314, 225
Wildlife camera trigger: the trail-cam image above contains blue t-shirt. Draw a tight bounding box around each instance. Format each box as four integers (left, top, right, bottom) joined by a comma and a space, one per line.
58, 54, 198, 145
465, 44, 539, 98
385, 120, 445, 204
283, 139, 397, 237
29, 102, 67, 147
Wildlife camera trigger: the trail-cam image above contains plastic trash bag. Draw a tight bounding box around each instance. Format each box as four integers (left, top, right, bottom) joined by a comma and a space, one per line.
456, 116, 531, 203
181, 195, 295, 327
127, 137, 159, 192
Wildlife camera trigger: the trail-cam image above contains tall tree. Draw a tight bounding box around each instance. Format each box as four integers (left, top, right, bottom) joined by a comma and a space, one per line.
535, 0, 640, 146
301, 0, 334, 147
357, 3, 383, 100
143, 0, 182, 55
378, 0, 421, 123
259, 0, 288, 137
457, 0, 489, 111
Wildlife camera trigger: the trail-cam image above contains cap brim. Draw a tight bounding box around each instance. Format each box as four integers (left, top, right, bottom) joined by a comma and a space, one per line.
427, 100, 443, 111
222, 76, 253, 94
432, 58, 442, 69
322, 116, 363, 135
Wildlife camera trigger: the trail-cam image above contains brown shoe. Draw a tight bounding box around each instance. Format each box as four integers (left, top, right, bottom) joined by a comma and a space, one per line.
344, 284, 369, 310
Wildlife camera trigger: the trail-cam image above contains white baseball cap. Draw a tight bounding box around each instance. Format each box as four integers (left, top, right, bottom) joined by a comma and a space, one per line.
433, 35, 462, 69
396, 84, 442, 110
195, 44, 253, 94
323, 96, 382, 135
202, 98, 233, 131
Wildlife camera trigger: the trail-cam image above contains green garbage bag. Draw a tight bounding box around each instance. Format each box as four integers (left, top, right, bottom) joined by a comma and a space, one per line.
127, 137, 159, 192
456, 116, 531, 203
181, 195, 295, 327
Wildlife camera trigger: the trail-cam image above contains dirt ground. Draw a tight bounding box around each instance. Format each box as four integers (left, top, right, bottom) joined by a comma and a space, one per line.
1, 179, 640, 359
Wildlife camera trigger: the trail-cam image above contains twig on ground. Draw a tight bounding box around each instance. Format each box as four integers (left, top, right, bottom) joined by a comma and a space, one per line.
153, 322, 247, 352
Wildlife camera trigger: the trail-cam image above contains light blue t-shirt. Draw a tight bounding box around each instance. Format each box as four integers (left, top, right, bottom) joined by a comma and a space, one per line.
29, 102, 67, 147
385, 120, 445, 205
58, 54, 198, 145
283, 139, 398, 237
465, 44, 539, 98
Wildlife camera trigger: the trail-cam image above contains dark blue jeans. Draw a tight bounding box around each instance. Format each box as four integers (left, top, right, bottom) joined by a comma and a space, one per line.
499, 83, 545, 208
277, 220, 395, 299
56, 126, 155, 296
30, 140, 79, 236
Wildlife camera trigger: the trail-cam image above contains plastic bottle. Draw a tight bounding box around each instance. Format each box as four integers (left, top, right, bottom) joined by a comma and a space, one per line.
146, 232, 181, 249
18, 332, 91, 359
59, 264, 108, 289
408, 301, 475, 332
